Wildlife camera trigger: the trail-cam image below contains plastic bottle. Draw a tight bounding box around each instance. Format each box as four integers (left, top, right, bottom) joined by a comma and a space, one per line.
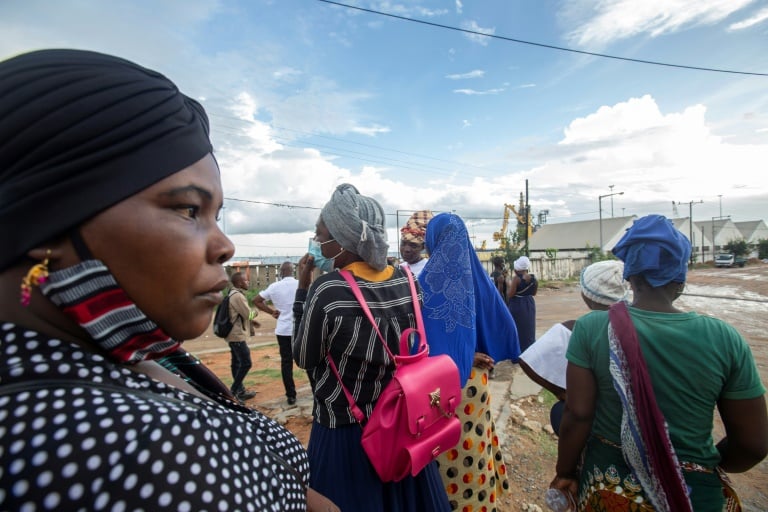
545, 488, 573, 512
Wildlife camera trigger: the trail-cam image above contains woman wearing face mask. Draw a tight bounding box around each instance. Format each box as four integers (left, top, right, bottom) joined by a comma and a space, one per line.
293, 184, 451, 511
0, 49, 337, 512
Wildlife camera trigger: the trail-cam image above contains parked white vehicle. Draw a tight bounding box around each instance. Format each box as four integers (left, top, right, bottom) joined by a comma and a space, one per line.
715, 253, 746, 268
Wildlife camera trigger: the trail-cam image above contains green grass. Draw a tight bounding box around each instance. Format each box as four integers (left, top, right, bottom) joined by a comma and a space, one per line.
540, 389, 559, 407
537, 390, 560, 457
238, 367, 308, 390
538, 430, 559, 458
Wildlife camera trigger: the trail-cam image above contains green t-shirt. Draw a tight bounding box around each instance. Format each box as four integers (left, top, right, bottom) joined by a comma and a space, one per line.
567, 307, 765, 468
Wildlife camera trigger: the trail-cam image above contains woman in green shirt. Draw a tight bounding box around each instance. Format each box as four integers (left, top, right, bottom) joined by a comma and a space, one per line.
550, 215, 767, 511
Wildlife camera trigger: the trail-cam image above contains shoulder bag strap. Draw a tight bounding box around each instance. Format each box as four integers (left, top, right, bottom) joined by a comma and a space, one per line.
230, 288, 247, 328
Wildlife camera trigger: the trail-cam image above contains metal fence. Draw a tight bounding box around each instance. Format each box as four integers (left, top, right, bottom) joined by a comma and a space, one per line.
228, 255, 592, 293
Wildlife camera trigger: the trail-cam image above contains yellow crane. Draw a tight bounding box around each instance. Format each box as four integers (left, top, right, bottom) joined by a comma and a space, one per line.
492, 204, 513, 250
492, 195, 533, 249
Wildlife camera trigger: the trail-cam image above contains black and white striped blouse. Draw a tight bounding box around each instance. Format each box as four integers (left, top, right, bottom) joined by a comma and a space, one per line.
293, 267, 421, 427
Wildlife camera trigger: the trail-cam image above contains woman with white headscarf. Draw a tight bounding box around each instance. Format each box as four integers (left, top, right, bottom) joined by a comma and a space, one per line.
519, 260, 630, 434
506, 255, 538, 351
293, 184, 450, 512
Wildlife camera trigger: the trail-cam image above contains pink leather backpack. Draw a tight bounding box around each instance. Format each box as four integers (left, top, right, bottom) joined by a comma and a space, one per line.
328, 267, 462, 482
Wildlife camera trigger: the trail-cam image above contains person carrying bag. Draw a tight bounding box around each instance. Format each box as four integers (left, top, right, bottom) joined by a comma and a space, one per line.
328, 267, 462, 482
293, 183, 454, 511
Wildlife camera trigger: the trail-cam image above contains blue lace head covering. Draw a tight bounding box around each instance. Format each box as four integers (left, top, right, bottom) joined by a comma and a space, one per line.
612, 214, 691, 287
419, 213, 520, 386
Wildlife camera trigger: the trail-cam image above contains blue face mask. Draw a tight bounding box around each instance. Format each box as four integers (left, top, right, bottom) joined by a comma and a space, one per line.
308, 239, 337, 273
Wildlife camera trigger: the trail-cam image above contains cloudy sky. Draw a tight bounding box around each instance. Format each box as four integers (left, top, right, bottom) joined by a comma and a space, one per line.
3, 0, 767, 258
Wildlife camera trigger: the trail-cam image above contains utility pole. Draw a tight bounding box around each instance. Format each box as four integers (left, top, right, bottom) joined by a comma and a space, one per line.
524, 179, 530, 256
599, 190, 624, 251
677, 200, 703, 266
609, 185, 615, 217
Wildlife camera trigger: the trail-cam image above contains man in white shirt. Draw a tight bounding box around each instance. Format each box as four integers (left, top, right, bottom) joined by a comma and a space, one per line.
398, 210, 433, 278
253, 261, 299, 405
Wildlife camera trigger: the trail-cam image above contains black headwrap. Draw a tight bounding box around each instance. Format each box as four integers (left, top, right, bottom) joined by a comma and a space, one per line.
0, 49, 213, 270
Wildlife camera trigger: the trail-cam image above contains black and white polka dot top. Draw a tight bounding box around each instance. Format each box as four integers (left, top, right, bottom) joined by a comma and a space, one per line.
0, 323, 310, 511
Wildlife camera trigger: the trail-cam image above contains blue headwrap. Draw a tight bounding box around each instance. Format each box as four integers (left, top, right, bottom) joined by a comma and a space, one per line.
612, 214, 691, 287
419, 213, 520, 386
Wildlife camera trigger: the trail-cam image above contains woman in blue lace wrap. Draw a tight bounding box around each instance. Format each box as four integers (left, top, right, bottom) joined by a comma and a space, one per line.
419, 213, 521, 511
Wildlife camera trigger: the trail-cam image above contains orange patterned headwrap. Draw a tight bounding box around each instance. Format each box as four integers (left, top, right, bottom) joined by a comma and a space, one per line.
400, 210, 434, 244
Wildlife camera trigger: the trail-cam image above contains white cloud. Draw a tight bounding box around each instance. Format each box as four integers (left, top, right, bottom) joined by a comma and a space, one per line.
372, 2, 448, 18
446, 69, 485, 80
546, 94, 768, 207
456, 0, 463, 15
272, 67, 303, 80
351, 125, 392, 136
728, 6, 768, 30
4, 1, 766, 257
460, 20, 496, 46
453, 88, 505, 95
563, 0, 754, 48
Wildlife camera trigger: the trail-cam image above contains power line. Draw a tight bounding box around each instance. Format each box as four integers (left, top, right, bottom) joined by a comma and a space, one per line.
316, 0, 768, 77
225, 195, 521, 221
208, 112, 510, 176
225, 197, 321, 209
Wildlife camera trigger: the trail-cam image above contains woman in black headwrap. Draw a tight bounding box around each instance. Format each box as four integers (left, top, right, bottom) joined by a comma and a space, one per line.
0, 49, 337, 512
293, 184, 451, 511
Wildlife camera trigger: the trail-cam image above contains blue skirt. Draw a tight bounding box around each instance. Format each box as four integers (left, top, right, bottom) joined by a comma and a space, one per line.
307, 422, 451, 512
508, 295, 536, 352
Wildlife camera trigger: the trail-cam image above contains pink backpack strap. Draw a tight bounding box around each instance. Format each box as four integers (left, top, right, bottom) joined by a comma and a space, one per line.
401, 267, 427, 355
326, 354, 367, 423
339, 270, 395, 360
327, 268, 423, 424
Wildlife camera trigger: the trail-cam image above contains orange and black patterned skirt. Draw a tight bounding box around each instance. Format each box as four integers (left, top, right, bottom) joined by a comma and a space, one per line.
436, 367, 509, 512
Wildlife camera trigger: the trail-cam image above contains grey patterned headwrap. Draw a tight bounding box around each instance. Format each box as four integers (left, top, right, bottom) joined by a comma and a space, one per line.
320, 183, 389, 271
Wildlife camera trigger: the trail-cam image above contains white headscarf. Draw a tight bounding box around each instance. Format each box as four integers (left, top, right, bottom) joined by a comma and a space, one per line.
513, 256, 531, 271
580, 260, 630, 306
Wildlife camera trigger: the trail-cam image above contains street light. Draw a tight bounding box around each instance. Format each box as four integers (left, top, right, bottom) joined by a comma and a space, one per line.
599, 191, 624, 251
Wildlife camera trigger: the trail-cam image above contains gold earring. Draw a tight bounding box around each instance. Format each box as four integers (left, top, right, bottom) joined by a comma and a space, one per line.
20, 249, 51, 306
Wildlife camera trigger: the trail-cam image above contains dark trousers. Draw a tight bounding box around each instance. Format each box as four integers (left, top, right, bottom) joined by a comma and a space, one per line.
277, 334, 296, 399
228, 341, 252, 394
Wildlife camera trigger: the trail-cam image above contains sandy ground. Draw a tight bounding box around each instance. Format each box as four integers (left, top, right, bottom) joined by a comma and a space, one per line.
184, 262, 768, 511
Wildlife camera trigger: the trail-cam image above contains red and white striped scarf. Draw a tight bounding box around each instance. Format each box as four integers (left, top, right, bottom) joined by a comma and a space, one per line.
40, 260, 180, 364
